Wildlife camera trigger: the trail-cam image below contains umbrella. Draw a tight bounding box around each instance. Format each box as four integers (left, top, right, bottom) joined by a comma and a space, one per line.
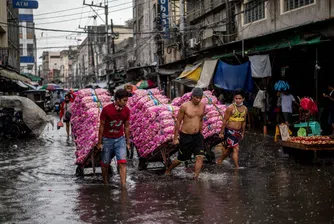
274, 80, 290, 91
40, 83, 61, 91
136, 80, 155, 89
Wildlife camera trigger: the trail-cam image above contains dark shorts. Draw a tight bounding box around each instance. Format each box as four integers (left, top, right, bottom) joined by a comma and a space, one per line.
224, 127, 242, 148
283, 112, 292, 124
177, 132, 205, 162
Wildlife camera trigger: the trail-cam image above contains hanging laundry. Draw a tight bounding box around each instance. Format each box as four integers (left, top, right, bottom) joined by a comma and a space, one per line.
249, 55, 272, 78
213, 61, 253, 92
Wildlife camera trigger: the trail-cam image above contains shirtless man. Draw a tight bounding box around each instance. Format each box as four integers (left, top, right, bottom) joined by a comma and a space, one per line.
217, 89, 248, 168
165, 88, 206, 180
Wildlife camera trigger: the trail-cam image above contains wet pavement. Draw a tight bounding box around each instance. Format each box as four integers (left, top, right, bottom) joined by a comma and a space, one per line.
0, 122, 334, 224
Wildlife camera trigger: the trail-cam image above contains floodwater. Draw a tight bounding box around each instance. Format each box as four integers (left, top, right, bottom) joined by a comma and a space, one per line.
0, 123, 334, 224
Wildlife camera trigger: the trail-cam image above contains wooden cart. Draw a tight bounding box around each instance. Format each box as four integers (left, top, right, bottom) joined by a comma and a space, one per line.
137, 142, 179, 170
75, 146, 113, 177
278, 140, 334, 164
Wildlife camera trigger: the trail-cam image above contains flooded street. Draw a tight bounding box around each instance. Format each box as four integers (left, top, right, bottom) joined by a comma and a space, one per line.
0, 123, 334, 224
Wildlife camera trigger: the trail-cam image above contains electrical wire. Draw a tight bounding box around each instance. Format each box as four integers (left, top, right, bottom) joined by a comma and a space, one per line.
34, 1, 133, 21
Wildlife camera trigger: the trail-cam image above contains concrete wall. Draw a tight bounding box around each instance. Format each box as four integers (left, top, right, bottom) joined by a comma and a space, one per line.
133, 0, 156, 67
236, 0, 333, 40
0, 0, 8, 47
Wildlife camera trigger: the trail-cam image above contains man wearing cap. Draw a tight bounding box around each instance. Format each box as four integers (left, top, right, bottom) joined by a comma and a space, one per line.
165, 87, 206, 180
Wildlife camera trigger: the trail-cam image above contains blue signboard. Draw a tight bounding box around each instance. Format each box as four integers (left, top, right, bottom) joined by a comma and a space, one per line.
13, 0, 39, 9
158, 0, 169, 39
20, 56, 35, 63
19, 14, 34, 22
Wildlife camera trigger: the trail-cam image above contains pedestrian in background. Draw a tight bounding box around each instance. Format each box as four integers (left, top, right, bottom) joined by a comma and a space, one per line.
281, 91, 298, 125
59, 94, 72, 138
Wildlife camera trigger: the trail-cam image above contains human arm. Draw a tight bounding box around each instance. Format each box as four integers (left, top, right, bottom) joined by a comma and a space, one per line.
323, 93, 334, 101
97, 119, 106, 150
173, 105, 185, 144
59, 102, 64, 120
97, 108, 106, 150
219, 106, 232, 138
124, 120, 130, 150
199, 104, 206, 134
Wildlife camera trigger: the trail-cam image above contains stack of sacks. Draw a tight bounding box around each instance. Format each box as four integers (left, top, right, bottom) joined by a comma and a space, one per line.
202, 104, 227, 138
128, 89, 179, 158
172, 90, 227, 139
71, 88, 112, 165
171, 90, 220, 106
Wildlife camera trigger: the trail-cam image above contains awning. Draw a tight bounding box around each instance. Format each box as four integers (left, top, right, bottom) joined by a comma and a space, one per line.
195, 59, 218, 88
21, 73, 42, 82
16, 81, 28, 88
158, 68, 183, 76
173, 78, 197, 88
177, 63, 202, 81
0, 68, 31, 82
212, 35, 326, 59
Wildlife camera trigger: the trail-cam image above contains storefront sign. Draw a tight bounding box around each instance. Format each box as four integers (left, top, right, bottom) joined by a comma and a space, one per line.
13, 0, 39, 9
158, 0, 170, 39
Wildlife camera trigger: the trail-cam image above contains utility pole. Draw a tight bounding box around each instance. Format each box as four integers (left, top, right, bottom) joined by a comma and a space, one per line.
111, 19, 116, 73
83, 0, 109, 83
179, 0, 186, 59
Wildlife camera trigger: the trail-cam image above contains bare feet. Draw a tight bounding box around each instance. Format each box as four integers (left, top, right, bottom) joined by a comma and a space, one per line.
193, 175, 199, 181
216, 158, 223, 165
165, 170, 171, 176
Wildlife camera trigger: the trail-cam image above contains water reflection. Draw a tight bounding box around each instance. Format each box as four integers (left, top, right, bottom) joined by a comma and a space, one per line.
0, 129, 334, 223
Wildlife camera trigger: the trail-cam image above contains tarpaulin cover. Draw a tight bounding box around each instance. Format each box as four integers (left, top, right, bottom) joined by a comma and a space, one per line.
177, 63, 202, 81
0, 96, 54, 136
213, 61, 253, 92
249, 55, 272, 78
196, 59, 218, 88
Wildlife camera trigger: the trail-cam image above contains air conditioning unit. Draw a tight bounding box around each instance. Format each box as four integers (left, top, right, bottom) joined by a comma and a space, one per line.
189, 38, 197, 49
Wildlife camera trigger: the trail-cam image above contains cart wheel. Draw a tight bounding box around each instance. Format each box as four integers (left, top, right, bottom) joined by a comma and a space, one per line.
205, 150, 216, 164
76, 166, 84, 177
138, 158, 148, 170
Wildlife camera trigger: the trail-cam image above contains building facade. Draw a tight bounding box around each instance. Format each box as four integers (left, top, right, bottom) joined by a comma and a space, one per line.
41, 51, 61, 83
0, 0, 20, 71
19, 8, 37, 75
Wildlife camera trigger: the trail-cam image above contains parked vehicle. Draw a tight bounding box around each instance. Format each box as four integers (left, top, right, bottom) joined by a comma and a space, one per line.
0, 108, 30, 139
0, 96, 53, 137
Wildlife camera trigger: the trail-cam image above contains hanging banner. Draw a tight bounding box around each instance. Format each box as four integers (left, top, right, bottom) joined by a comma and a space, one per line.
158, 0, 170, 39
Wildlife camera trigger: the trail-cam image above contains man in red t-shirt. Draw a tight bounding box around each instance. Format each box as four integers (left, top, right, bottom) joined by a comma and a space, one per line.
97, 89, 131, 186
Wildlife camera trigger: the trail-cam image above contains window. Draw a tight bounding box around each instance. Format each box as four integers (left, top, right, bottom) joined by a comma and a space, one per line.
284, 0, 314, 12
244, 0, 266, 24
20, 44, 23, 56
27, 44, 34, 56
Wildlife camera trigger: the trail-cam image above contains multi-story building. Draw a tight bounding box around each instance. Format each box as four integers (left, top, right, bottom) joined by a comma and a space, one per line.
0, 0, 20, 71
60, 48, 77, 88
19, 8, 37, 75
41, 51, 61, 83
74, 24, 133, 87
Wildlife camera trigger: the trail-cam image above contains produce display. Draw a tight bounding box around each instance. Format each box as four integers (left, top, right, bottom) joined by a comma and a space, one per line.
129, 89, 227, 158
71, 88, 112, 165
288, 136, 334, 145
